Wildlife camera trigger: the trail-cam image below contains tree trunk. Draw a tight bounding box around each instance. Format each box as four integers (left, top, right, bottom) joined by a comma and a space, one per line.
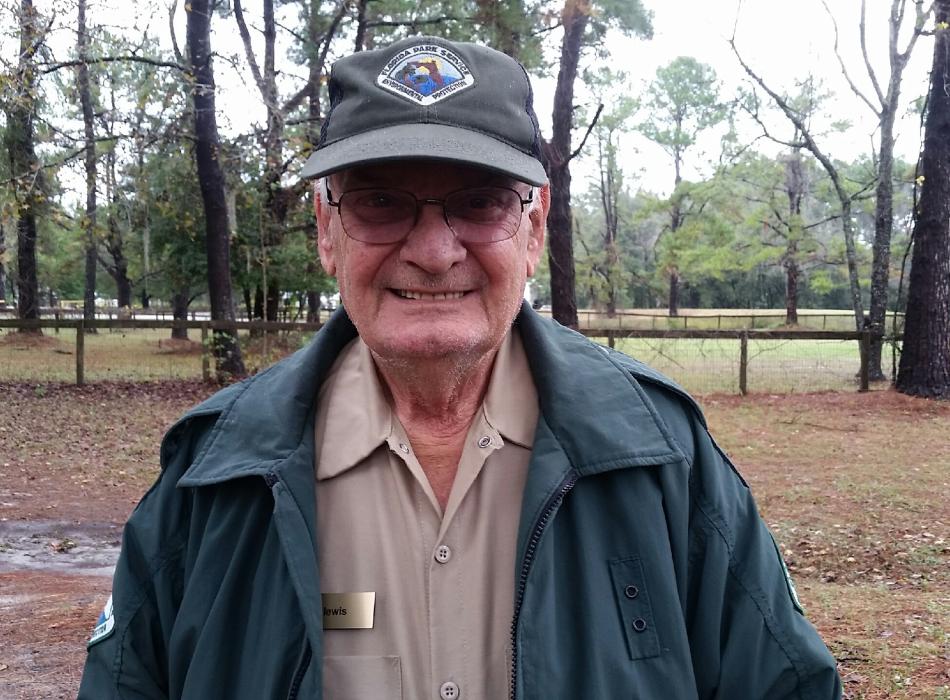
866, 0, 927, 382
84, 246, 98, 329
785, 254, 799, 326
266, 281, 279, 322
187, 0, 245, 380
306, 290, 320, 323
5, 0, 41, 331
868, 106, 897, 380
171, 290, 190, 340
896, 6, 950, 398
243, 286, 252, 321
668, 270, 679, 317
354, 0, 369, 51
0, 221, 6, 306
77, 0, 98, 330
667, 186, 683, 317
542, 0, 590, 329
97, 140, 135, 312
784, 148, 804, 326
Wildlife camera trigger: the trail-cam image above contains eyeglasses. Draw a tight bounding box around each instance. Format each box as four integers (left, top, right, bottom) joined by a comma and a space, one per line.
326, 184, 534, 245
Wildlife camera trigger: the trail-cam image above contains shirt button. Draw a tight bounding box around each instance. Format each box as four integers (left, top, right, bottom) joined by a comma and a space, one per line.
632, 617, 647, 632
624, 585, 639, 599
434, 544, 452, 564
398, 443, 410, 454
477, 435, 492, 448
440, 681, 460, 699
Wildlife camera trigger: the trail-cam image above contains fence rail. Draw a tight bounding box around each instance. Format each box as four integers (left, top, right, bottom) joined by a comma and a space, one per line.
0, 319, 885, 396
0, 306, 905, 331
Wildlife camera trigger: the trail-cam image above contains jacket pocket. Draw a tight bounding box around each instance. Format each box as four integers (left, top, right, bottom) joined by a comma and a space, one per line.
323, 656, 402, 700
609, 556, 660, 661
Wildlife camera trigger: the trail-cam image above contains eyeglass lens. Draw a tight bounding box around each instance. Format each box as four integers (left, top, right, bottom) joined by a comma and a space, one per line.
337, 187, 526, 244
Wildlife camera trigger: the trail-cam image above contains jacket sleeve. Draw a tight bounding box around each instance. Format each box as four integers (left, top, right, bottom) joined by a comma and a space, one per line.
77, 415, 214, 700
648, 388, 842, 700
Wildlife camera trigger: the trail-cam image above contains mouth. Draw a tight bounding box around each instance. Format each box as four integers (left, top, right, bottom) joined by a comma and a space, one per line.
392, 289, 468, 301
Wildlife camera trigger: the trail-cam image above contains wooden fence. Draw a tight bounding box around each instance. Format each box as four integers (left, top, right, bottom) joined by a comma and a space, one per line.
0, 306, 904, 332
0, 318, 880, 395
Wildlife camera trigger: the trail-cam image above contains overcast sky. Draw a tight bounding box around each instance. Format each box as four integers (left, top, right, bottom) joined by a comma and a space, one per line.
8, 0, 939, 198
548, 0, 936, 194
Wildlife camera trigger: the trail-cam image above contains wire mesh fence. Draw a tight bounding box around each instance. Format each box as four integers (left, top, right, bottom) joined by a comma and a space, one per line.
0, 320, 878, 396
605, 336, 865, 394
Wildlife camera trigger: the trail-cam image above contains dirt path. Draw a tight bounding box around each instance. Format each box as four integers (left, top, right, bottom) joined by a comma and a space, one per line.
1, 383, 947, 699
0, 381, 213, 699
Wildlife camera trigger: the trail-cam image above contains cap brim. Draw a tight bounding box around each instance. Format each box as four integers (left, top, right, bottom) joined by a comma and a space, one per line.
298, 123, 548, 186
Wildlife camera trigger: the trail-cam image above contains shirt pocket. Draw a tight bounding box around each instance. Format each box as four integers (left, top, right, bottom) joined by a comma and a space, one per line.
608, 556, 661, 661
322, 656, 402, 700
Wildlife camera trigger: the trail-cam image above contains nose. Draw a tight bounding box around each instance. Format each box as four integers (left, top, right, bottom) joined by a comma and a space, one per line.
397, 201, 467, 274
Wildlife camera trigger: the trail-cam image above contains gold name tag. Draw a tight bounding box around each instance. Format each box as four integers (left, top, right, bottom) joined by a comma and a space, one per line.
322, 592, 376, 629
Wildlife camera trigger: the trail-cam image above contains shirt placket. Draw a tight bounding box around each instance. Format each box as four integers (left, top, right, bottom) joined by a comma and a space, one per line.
427, 419, 503, 700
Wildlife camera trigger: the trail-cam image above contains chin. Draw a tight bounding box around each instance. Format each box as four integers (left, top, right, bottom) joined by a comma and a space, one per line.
373, 327, 497, 364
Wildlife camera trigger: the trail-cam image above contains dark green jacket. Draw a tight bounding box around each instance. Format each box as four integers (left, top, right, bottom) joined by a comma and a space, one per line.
79, 305, 841, 699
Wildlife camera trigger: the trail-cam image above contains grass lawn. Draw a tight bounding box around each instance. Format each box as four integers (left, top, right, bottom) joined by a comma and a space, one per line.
0, 382, 946, 698
0, 328, 313, 382
0, 327, 873, 395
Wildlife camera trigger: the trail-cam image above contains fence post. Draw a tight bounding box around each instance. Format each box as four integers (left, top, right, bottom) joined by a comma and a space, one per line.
739, 332, 748, 396
607, 330, 615, 349
859, 331, 870, 393
201, 324, 211, 382
75, 320, 85, 386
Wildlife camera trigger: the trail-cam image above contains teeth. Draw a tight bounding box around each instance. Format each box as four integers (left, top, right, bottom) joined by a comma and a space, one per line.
396, 290, 465, 300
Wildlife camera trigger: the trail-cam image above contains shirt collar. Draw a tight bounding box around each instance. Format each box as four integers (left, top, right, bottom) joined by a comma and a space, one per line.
483, 329, 538, 449
314, 329, 538, 480
314, 337, 392, 480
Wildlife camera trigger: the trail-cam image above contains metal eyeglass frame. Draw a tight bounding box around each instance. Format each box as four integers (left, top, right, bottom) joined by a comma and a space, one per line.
325, 183, 534, 244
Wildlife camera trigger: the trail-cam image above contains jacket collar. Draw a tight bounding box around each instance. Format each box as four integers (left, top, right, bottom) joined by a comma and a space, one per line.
177, 302, 684, 487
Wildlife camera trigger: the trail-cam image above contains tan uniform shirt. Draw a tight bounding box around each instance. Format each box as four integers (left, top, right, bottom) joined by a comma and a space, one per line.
314, 330, 539, 700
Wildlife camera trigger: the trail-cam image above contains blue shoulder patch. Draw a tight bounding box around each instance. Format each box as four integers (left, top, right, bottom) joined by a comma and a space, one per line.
87, 594, 115, 647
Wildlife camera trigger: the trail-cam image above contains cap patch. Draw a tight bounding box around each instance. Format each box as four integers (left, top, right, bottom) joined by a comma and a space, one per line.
376, 44, 475, 106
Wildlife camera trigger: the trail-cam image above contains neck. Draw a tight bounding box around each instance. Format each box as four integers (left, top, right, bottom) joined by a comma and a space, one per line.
372, 347, 500, 511
372, 348, 497, 438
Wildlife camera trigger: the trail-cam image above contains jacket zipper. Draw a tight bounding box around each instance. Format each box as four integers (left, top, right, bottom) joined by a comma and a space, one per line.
286, 643, 313, 700
509, 471, 578, 700
264, 471, 313, 700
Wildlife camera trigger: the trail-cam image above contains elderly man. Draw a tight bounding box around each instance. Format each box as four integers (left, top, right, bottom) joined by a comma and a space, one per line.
79, 36, 841, 700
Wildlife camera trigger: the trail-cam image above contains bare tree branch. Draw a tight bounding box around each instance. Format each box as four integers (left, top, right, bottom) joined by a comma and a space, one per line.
803, 213, 843, 230
821, 0, 882, 115
168, 0, 184, 64
859, 0, 887, 104
567, 103, 604, 163
896, 0, 933, 63
39, 55, 184, 74
366, 15, 467, 30
232, 0, 266, 98
281, 81, 311, 116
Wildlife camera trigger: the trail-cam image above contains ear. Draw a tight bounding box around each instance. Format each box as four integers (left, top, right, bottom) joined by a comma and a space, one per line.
525, 183, 549, 277
314, 181, 338, 277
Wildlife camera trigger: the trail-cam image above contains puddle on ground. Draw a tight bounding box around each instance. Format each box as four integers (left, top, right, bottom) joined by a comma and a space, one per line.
0, 520, 120, 577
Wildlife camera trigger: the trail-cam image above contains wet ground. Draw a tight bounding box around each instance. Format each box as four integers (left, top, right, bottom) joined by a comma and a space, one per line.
0, 520, 121, 578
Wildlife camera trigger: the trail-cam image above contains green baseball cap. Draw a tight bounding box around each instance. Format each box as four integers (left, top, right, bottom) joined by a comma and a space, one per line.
299, 35, 547, 186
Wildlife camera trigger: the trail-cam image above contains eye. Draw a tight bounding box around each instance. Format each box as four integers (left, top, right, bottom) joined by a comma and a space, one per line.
354, 190, 402, 209
345, 189, 415, 223
449, 188, 512, 222
465, 192, 504, 210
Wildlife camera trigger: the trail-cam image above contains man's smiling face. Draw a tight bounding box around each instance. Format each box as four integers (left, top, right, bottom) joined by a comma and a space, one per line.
316, 160, 547, 366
